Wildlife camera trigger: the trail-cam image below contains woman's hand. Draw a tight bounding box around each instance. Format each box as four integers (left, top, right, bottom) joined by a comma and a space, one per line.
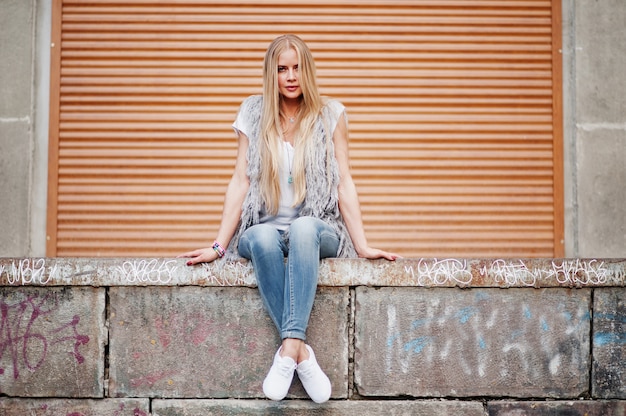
357, 246, 402, 261
177, 248, 219, 266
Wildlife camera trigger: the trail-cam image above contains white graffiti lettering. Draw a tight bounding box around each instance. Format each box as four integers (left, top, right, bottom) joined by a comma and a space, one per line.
487, 259, 537, 287
478, 259, 610, 287
203, 261, 255, 286
0, 257, 622, 287
405, 258, 473, 286
115, 259, 179, 284
549, 259, 609, 285
2, 259, 57, 286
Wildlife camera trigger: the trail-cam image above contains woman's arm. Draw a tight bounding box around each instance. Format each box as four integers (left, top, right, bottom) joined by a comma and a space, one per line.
178, 131, 251, 265
333, 114, 400, 261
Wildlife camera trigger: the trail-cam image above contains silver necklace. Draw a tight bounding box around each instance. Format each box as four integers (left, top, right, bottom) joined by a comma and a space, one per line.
285, 108, 298, 123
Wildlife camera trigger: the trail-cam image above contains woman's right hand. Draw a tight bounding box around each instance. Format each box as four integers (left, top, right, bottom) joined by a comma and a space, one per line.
177, 248, 219, 266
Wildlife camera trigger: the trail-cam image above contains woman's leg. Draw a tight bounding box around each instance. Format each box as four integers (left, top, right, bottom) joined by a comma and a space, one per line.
278, 217, 337, 404
280, 216, 339, 341
240, 218, 338, 403
238, 224, 287, 332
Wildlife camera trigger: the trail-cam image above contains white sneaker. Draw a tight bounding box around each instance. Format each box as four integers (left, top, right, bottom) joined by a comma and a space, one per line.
296, 344, 332, 403
262, 347, 297, 401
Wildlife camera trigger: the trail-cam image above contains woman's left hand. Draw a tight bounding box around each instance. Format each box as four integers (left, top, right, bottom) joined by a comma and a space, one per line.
358, 247, 402, 261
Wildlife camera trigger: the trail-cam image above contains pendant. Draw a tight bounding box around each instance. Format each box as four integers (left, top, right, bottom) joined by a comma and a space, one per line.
288, 175, 293, 184
289, 117, 295, 123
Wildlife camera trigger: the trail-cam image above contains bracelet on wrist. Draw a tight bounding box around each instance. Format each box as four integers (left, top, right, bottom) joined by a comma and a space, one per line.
212, 240, 226, 258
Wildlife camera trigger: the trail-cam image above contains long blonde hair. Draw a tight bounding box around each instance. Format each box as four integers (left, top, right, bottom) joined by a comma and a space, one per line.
259, 34, 324, 215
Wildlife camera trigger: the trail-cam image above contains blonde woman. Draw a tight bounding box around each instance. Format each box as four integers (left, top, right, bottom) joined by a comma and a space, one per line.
179, 34, 399, 403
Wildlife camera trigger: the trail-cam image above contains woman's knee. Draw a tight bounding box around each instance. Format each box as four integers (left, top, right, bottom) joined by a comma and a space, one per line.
289, 217, 339, 257
239, 224, 282, 256
289, 216, 320, 238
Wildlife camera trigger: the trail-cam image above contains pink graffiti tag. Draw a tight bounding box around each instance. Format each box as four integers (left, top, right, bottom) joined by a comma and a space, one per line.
154, 313, 215, 348
50, 314, 90, 364
0, 293, 90, 382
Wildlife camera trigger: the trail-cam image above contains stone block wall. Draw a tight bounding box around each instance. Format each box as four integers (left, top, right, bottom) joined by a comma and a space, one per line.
1, 258, 625, 415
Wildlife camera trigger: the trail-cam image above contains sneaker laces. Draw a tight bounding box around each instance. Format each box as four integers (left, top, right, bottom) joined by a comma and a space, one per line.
275, 356, 297, 378
296, 360, 315, 380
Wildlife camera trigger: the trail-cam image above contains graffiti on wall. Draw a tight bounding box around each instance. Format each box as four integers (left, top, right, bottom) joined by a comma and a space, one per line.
404, 258, 473, 286
0, 258, 256, 287
383, 292, 591, 383
402, 258, 615, 287
486, 259, 610, 286
112, 259, 254, 285
0, 258, 58, 286
0, 292, 90, 382
114, 259, 180, 285
200, 261, 255, 286
0, 257, 623, 287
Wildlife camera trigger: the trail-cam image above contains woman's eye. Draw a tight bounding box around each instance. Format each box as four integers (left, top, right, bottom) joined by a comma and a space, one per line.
278, 67, 286, 72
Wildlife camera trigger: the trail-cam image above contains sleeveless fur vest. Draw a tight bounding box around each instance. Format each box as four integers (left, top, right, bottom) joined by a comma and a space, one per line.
225, 95, 357, 260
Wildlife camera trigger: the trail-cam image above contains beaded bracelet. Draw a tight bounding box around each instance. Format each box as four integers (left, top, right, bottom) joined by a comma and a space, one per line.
212, 240, 226, 258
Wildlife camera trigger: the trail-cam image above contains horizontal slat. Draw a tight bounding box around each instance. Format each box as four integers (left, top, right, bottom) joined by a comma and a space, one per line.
60, 0, 550, 7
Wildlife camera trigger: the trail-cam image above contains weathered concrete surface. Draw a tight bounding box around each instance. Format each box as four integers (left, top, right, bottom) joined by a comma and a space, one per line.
592, 288, 626, 398
0, 0, 35, 257
577, 131, 626, 258
355, 287, 591, 398
568, 0, 626, 258
152, 399, 485, 416
108, 286, 349, 399
0, 398, 150, 416
0, 123, 31, 257
0, 0, 33, 116
0, 287, 106, 397
574, 0, 626, 124
1, 257, 625, 288
488, 400, 626, 416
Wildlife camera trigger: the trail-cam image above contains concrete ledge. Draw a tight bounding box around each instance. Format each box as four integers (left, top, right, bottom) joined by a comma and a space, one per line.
0, 398, 150, 416
1, 257, 625, 287
2, 398, 625, 416
151, 398, 486, 415
488, 400, 626, 415
1, 258, 625, 410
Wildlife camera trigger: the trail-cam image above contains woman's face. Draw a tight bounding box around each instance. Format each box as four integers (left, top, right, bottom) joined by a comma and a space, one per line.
277, 48, 302, 100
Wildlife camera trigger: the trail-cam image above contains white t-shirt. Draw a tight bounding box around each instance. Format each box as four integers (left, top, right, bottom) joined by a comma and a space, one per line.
232, 99, 346, 231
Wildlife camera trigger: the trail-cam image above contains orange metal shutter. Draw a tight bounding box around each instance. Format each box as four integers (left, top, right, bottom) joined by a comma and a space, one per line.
47, 0, 563, 258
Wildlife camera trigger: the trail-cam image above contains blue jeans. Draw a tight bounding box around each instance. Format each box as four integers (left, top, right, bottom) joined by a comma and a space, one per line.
238, 216, 340, 341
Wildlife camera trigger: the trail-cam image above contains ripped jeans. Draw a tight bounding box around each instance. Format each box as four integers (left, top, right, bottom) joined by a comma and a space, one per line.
238, 216, 340, 340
